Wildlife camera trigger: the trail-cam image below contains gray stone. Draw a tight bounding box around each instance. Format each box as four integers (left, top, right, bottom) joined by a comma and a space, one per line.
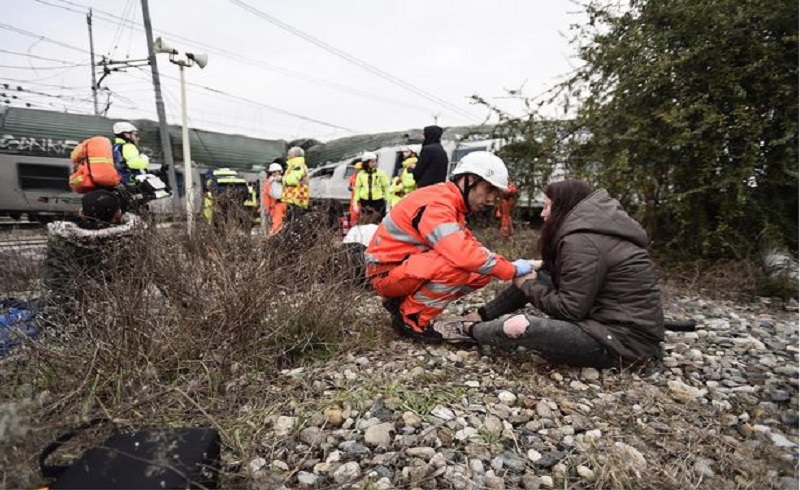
581, 367, 601, 381
296, 471, 319, 488
431, 406, 455, 421
498, 390, 518, 406
339, 440, 370, 455
521, 473, 542, 490
532, 451, 565, 469
274, 416, 296, 437
501, 450, 528, 472
364, 422, 394, 447
299, 427, 324, 446
771, 390, 792, 403
536, 400, 554, 419
577, 465, 595, 480
333, 462, 361, 484
372, 465, 394, 481
406, 446, 436, 460
693, 459, 715, 478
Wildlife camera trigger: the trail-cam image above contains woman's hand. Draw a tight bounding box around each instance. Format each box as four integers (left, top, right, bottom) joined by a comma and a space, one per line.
513, 270, 537, 288
462, 311, 482, 322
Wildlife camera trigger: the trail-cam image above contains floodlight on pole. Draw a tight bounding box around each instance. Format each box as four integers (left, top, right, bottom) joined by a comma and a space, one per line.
153, 37, 208, 234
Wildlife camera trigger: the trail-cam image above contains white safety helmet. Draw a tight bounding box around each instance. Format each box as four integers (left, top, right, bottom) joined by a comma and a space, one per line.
361, 151, 377, 162
112, 121, 138, 135
268, 163, 283, 173
452, 151, 509, 192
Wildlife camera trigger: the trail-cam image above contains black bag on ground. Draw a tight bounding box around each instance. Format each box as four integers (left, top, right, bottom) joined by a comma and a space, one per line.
40, 421, 221, 489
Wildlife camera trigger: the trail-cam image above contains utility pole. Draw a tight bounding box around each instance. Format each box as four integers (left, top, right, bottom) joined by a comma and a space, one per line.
86, 9, 99, 115
141, 0, 179, 205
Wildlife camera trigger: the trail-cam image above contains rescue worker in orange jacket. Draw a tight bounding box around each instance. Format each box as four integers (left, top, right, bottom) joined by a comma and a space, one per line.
348, 160, 363, 226
365, 151, 536, 344
263, 163, 287, 235
496, 181, 518, 239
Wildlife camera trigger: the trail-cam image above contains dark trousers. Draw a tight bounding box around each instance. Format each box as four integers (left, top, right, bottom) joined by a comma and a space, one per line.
471, 315, 615, 368
284, 204, 306, 225
358, 199, 386, 216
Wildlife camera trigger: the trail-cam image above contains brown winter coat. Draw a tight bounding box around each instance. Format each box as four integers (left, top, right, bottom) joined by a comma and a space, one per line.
519, 190, 664, 363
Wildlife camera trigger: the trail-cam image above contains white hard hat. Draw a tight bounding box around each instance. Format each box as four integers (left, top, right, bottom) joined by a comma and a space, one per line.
268, 163, 283, 173
452, 151, 509, 192
361, 151, 377, 162
113, 121, 138, 134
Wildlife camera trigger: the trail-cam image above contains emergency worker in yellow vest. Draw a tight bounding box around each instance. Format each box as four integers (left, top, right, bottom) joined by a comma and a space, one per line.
245, 183, 259, 228
354, 151, 390, 216
389, 146, 417, 207
202, 168, 252, 228
281, 146, 310, 223
112, 122, 149, 186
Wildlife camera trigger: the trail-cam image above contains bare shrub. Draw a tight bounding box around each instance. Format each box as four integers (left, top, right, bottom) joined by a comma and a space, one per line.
0, 212, 376, 486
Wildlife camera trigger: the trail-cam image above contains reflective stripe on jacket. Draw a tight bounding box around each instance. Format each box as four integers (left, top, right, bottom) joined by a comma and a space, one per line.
282, 156, 309, 208
354, 168, 390, 201
365, 181, 515, 280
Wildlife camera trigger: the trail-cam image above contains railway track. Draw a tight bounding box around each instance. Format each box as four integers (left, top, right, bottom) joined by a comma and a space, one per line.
0, 219, 45, 231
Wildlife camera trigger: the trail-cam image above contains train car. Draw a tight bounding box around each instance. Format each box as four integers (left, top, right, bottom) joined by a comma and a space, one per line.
308, 137, 552, 212
0, 107, 286, 221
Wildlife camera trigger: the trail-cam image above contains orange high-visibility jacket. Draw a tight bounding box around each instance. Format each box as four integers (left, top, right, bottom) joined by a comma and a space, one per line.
366, 182, 515, 280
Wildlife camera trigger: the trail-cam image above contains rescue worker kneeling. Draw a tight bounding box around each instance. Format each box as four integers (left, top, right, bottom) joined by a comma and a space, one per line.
365, 151, 535, 344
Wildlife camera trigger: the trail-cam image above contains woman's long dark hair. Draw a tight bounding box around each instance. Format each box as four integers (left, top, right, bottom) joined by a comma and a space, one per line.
538, 180, 594, 271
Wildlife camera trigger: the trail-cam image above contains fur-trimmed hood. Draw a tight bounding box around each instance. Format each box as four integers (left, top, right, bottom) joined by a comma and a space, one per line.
47, 213, 143, 247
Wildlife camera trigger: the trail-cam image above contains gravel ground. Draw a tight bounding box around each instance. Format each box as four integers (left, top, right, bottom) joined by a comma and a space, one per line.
244, 285, 799, 489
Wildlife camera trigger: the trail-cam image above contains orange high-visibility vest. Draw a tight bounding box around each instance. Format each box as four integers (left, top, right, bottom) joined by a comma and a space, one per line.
365, 182, 515, 280
69, 136, 120, 193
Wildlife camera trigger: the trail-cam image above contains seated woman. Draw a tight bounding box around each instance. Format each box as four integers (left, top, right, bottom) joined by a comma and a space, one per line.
462, 180, 664, 368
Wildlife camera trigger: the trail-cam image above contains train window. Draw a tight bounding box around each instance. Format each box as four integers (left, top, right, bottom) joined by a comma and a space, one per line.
17, 163, 70, 191
452, 146, 488, 164
313, 166, 336, 179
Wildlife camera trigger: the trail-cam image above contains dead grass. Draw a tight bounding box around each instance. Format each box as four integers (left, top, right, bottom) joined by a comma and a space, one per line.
0, 211, 384, 487
0, 217, 793, 488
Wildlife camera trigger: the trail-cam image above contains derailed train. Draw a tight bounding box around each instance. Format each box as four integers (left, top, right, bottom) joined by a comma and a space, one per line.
0, 107, 287, 221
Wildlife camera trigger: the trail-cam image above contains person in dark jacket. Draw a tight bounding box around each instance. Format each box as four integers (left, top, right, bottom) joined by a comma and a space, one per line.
455, 180, 664, 368
412, 125, 448, 188
43, 190, 143, 308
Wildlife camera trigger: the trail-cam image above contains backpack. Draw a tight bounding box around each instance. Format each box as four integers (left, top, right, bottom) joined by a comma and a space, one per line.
40, 419, 221, 489
69, 136, 120, 193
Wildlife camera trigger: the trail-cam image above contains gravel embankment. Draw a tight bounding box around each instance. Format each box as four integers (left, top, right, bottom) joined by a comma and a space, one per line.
248, 287, 798, 489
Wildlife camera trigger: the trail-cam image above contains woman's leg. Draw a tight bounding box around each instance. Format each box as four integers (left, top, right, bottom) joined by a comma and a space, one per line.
470, 314, 615, 368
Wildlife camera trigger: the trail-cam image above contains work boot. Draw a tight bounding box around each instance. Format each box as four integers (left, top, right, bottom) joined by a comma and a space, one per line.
382, 297, 406, 332
431, 318, 476, 344
398, 325, 445, 344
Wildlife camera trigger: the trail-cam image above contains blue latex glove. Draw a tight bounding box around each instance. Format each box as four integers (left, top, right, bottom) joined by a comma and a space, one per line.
512, 259, 533, 277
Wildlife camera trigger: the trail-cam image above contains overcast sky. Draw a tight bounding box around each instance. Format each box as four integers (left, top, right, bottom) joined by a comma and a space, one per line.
2, 0, 583, 142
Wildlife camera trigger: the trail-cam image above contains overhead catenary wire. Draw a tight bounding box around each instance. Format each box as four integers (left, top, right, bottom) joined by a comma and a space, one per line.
34, 0, 438, 114
228, 0, 483, 123
0, 49, 88, 65
2, 16, 357, 137
133, 67, 359, 133
0, 23, 89, 54
0, 63, 89, 70
0, 78, 87, 90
